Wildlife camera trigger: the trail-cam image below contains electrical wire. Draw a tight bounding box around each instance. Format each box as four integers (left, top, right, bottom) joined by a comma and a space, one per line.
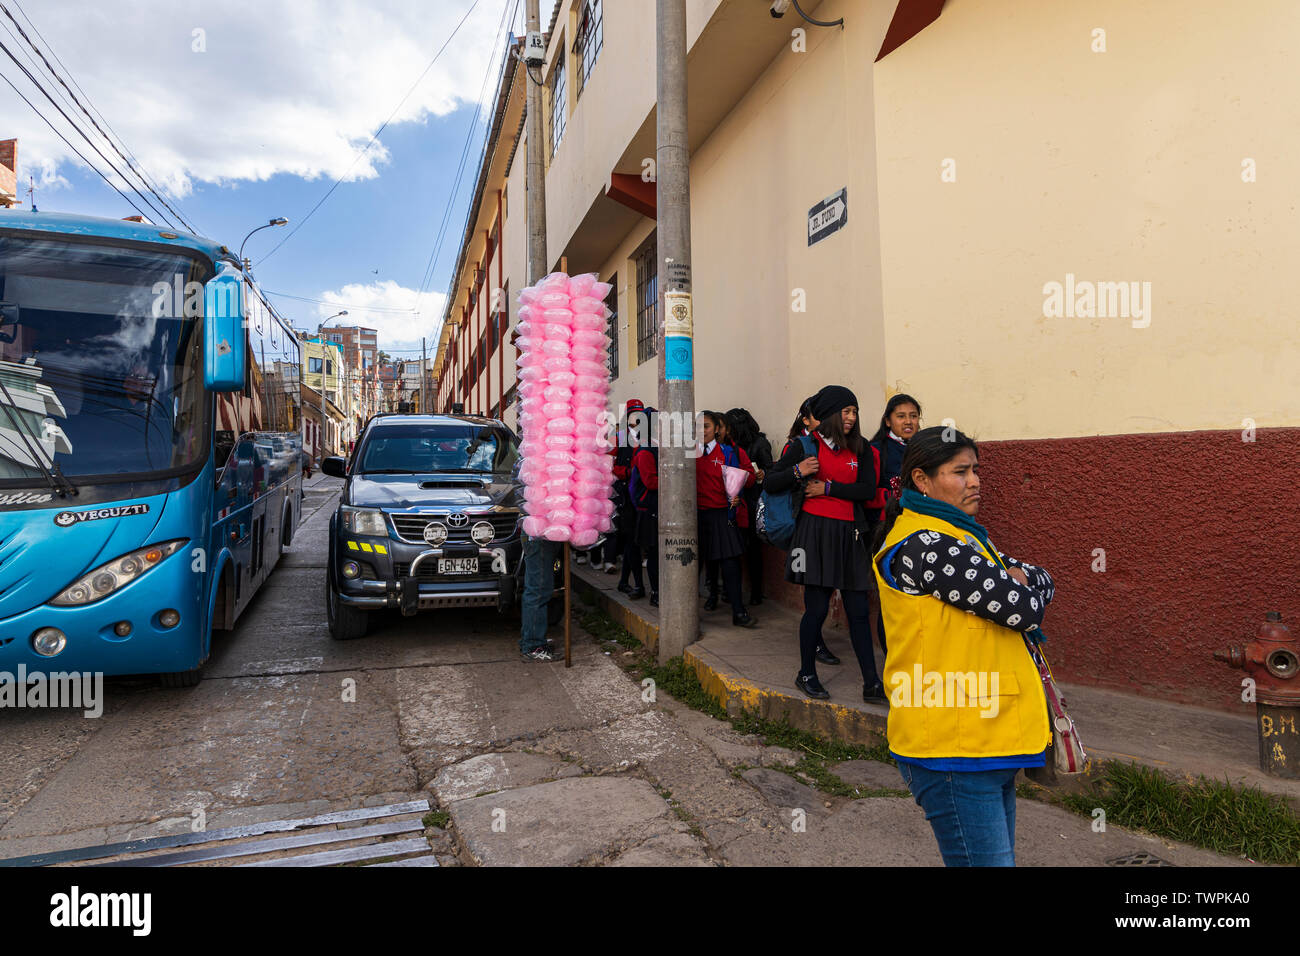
0, 34, 177, 227
0, 0, 201, 234
258, 0, 487, 266
0, 63, 153, 220
413, 0, 518, 332
265, 289, 418, 314
791, 0, 844, 28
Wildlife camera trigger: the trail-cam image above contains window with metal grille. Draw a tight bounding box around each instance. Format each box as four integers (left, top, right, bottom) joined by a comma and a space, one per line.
635, 232, 657, 365
549, 46, 567, 158
574, 1, 603, 96
605, 272, 618, 380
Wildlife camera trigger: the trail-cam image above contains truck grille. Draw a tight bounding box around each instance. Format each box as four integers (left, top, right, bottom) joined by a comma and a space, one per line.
389, 512, 519, 545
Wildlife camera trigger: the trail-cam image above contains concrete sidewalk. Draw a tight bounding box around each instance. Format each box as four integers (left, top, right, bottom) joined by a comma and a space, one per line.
571, 563, 1300, 805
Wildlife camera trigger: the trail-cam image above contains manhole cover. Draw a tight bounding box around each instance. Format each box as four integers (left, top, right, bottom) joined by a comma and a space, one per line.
1106, 851, 1173, 867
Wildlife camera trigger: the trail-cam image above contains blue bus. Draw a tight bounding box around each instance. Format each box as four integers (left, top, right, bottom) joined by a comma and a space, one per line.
0, 209, 302, 686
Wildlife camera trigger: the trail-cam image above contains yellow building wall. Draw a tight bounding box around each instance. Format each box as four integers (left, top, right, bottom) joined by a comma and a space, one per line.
873, 0, 1300, 440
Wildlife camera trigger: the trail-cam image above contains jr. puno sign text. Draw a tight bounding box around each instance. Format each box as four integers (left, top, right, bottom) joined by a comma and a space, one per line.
808, 188, 847, 246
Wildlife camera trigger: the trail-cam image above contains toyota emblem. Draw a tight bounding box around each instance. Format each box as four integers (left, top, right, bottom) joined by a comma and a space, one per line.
447, 512, 469, 527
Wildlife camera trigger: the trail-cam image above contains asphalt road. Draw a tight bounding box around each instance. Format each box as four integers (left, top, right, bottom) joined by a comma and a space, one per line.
0, 475, 1251, 867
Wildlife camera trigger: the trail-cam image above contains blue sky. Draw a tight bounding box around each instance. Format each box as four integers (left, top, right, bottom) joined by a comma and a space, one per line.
1, 0, 554, 357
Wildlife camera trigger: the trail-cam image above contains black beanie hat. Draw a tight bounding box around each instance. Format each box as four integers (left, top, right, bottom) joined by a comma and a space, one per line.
811, 385, 857, 421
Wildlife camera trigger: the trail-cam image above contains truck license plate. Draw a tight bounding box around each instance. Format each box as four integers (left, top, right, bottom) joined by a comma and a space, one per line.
438, 558, 478, 575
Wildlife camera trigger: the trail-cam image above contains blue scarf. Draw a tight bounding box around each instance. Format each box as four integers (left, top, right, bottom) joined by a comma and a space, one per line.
899, 489, 1047, 643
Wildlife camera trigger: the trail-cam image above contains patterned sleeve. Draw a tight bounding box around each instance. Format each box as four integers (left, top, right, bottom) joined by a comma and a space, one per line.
999, 553, 1055, 604
888, 531, 1049, 633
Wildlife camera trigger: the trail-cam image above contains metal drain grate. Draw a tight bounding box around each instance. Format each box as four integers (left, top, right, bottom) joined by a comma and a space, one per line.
1106, 851, 1173, 867
0, 799, 438, 868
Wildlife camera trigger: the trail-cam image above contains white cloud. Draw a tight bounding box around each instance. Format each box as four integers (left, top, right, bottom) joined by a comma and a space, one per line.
315, 279, 444, 357
1, 0, 518, 195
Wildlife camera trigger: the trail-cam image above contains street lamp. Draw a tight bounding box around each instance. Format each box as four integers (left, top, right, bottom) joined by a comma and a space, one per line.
310, 310, 349, 462
238, 217, 289, 266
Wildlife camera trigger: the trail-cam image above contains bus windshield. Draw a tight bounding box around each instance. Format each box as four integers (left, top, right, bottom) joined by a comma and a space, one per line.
359, 424, 519, 475
0, 235, 212, 484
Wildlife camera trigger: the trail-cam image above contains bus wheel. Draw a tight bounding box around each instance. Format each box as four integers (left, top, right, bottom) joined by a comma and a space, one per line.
159, 667, 202, 688
326, 571, 369, 641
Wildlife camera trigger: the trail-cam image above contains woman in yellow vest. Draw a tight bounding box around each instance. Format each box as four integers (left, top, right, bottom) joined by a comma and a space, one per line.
871, 426, 1055, 866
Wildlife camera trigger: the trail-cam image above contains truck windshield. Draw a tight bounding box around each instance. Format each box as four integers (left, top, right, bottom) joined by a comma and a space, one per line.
359, 424, 519, 475
0, 235, 212, 483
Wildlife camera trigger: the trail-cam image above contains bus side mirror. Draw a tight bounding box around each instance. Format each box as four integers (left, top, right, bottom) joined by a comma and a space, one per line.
204, 274, 246, 391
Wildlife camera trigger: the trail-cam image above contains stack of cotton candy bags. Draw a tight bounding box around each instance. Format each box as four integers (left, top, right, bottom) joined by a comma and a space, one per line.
514, 272, 616, 547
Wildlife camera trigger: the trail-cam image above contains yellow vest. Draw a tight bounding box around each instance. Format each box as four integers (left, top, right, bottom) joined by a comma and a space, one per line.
872, 509, 1050, 760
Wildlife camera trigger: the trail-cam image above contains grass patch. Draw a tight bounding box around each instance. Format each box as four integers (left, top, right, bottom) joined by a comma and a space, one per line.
422, 810, 450, 829
578, 609, 640, 650
1057, 762, 1300, 865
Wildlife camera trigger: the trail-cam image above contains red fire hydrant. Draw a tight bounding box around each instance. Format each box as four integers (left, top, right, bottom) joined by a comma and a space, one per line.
1214, 611, 1300, 779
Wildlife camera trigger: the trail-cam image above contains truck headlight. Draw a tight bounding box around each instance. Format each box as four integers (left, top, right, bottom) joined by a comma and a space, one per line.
341, 506, 387, 536
49, 540, 188, 607
471, 521, 495, 546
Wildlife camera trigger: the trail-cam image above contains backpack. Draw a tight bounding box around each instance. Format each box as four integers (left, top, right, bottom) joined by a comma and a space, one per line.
628, 448, 658, 513
755, 434, 815, 551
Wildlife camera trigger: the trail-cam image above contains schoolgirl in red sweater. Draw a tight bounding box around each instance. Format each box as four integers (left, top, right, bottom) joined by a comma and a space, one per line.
764, 386, 883, 701
696, 410, 756, 627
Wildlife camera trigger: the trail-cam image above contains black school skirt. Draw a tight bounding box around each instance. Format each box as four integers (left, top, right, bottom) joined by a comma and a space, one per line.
634, 509, 658, 552
698, 507, 744, 561
785, 511, 874, 591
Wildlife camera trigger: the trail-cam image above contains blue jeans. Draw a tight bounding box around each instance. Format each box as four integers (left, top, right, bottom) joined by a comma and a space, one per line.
897, 763, 1019, 866
520, 535, 560, 652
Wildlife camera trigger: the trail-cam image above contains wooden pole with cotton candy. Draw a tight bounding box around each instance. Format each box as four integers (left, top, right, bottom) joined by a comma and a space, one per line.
514, 272, 616, 548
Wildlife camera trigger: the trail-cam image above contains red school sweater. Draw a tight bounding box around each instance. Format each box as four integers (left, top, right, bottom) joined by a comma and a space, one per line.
801, 437, 857, 522
695, 441, 754, 510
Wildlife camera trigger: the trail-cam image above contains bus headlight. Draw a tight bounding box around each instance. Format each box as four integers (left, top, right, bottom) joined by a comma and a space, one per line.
341, 507, 387, 536
32, 627, 66, 657
49, 540, 188, 607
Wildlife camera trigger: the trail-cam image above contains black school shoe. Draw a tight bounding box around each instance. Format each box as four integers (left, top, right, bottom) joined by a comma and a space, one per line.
815, 645, 841, 665
628, 586, 646, 600
795, 673, 830, 699
863, 681, 888, 705
703, 590, 719, 611
649, 592, 659, 607
732, 611, 757, 628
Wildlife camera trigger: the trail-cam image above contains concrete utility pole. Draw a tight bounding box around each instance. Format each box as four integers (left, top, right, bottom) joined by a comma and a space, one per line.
655, 0, 699, 663
525, 0, 547, 284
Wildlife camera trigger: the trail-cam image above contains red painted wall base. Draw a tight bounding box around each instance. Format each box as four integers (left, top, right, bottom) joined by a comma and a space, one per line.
752, 428, 1297, 713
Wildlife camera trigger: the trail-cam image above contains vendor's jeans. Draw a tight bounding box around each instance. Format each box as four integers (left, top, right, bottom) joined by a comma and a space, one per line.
897, 763, 1019, 867
520, 535, 560, 653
